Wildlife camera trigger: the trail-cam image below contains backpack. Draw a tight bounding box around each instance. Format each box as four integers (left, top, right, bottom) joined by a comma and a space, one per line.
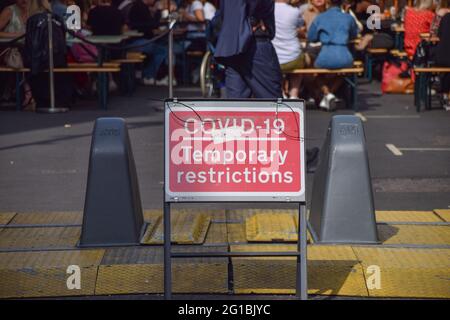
23, 13, 72, 109
23, 12, 67, 75
413, 40, 432, 68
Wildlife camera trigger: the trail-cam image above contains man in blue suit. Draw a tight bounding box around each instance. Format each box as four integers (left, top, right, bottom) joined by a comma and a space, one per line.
214, 0, 319, 169
214, 0, 282, 98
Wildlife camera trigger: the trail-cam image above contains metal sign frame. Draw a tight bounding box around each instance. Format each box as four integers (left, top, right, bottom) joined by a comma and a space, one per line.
163, 99, 308, 300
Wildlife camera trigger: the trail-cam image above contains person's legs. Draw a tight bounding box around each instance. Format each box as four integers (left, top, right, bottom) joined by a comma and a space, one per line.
441, 73, 450, 110
319, 76, 344, 111
225, 64, 252, 98
244, 40, 283, 98
288, 74, 302, 99
133, 39, 168, 80
280, 54, 305, 99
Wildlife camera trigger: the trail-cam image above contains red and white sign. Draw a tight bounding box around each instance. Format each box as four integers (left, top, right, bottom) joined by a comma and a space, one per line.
165, 102, 305, 202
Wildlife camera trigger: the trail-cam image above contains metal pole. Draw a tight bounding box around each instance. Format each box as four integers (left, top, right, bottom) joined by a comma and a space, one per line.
167, 0, 174, 98
164, 201, 172, 299
37, 13, 68, 113
296, 203, 308, 300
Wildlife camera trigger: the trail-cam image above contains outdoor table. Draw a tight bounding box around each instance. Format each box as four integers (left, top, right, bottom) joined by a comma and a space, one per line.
66, 34, 130, 65
123, 30, 144, 38
420, 33, 440, 43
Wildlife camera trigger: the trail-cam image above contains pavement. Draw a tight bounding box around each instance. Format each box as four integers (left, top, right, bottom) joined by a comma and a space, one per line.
0, 80, 449, 213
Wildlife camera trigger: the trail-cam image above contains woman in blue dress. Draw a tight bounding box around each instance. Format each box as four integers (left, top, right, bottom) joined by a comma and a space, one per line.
307, 0, 358, 110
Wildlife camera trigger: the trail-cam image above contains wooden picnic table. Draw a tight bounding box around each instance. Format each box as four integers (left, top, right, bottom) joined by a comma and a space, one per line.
420, 33, 440, 43
123, 30, 144, 38
66, 34, 129, 45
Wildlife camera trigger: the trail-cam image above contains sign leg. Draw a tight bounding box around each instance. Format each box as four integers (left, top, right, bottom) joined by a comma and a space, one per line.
164, 201, 172, 300
296, 203, 308, 300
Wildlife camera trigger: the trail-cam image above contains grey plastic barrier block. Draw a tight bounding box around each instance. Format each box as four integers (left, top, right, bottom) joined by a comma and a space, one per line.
79, 118, 144, 247
309, 115, 378, 244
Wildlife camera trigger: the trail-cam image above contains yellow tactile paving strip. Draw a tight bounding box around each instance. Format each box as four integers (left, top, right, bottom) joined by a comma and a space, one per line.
0, 209, 448, 298
229, 215, 301, 244
231, 244, 369, 297
0, 212, 16, 225
227, 209, 298, 222
96, 246, 228, 295
377, 224, 450, 245
9, 211, 83, 225
246, 213, 298, 242
375, 211, 442, 223
0, 250, 104, 298
434, 209, 450, 222
204, 223, 228, 244
141, 211, 211, 244
0, 227, 81, 250
353, 247, 450, 298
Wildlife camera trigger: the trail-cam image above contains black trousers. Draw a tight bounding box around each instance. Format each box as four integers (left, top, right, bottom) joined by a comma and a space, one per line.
223, 39, 282, 99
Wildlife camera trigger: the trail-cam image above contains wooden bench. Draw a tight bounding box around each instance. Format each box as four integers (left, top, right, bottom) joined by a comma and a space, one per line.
414, 67, 450, 112
285, 63, 364, 111
0, 65, 120, 110
365, 48, 389, 82
390, 50, 408, 58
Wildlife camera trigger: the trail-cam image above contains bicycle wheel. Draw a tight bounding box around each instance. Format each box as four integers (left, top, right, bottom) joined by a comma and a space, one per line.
200, 51, 214, 97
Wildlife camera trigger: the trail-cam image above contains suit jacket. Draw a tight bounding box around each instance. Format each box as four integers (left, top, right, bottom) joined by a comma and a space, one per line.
214, 0, 275, 61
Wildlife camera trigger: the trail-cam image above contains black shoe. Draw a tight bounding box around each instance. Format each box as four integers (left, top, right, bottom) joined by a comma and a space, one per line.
306, 147, 320, 173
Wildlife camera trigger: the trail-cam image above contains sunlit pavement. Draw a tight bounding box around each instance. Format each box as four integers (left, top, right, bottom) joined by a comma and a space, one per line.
0, 81, 449, 212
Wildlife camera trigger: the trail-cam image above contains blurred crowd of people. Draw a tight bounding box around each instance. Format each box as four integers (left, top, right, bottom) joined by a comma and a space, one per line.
0, 0, 449, 111
271, 0, 450, 109
0, 0, 218, 109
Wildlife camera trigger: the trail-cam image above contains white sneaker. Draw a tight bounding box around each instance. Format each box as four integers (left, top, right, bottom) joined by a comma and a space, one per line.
142, 78, 155, 86
135, 70, 142, 80
319, 93, 336, 110
156, 76, 177, 86
109, 79, 118, 92
156, 76, 169, 86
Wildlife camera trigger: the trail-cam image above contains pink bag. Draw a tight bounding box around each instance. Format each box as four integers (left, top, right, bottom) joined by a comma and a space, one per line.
381, 60, 414, 94
70, 34, 98, 63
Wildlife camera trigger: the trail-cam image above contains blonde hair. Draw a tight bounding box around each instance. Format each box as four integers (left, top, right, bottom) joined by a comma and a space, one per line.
28, 0, 51, 16
416, 0, 434, 10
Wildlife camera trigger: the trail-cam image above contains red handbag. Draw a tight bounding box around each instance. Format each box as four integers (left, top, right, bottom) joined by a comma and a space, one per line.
381, 60, 415, 94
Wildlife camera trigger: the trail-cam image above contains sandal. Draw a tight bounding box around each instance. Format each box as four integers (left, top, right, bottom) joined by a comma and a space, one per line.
22, 90, 36, 112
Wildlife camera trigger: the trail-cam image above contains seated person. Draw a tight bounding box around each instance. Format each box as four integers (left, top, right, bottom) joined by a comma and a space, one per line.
430, 0, 450, 37
307, 0, 358, 110
434, 12, 450, 110
272, 0, 305, 99
112, 0, 136, 25
87, 0, 126, 35
0, 0, 33, 109
302, 0, 327, 31
0, 0, 27, 38
201, 0, 216, 21
181, 0, 205, 29
128, 0, 169, 85
308, 0, 357, 69
404, 0, 435, 58
300, 0, 327, 66
52, 0, 68, 21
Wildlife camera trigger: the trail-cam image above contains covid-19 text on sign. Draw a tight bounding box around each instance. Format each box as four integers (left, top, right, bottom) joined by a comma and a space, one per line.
164, 101, 305, 202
